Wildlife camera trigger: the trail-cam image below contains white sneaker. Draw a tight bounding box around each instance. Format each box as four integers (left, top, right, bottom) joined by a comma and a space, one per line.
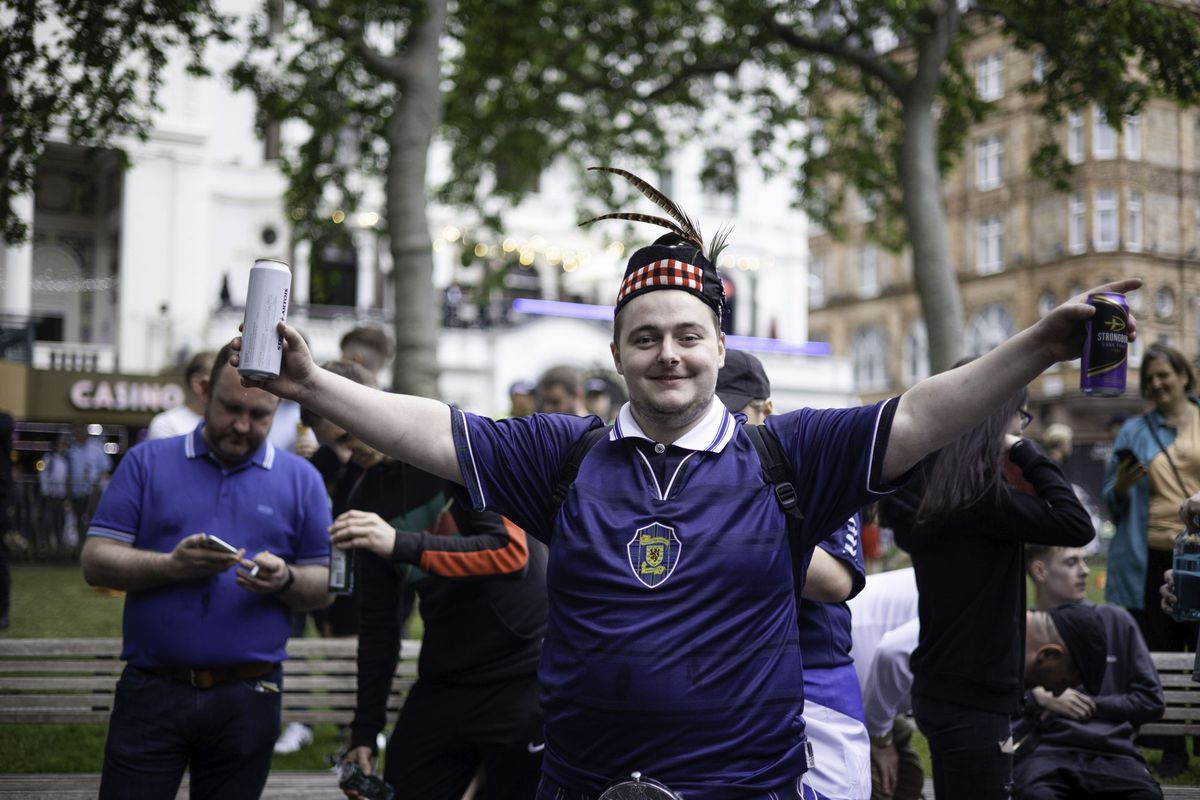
274, 722, 314, 754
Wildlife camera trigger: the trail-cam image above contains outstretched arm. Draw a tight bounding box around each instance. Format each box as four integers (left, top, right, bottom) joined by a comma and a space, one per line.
882, 279, 1141, 483
232, 323, 462, 484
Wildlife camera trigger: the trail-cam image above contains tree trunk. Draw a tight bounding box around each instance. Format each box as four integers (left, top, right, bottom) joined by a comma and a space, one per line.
898, 13, 964, 376
387, 0, 447, 397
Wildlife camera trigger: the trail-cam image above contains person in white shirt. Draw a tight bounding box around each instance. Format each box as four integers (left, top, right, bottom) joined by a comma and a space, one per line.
146, 352, 216, 440
848, 567, 922, 800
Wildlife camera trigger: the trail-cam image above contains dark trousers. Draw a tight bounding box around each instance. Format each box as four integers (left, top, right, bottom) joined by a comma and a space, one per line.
1014, 746, 1162, 799
872, 714, 925, 800
385, 676, 542, 800
913, 695, 1012, 800
98, 665, 282, 800
1132, 548, 1199, 757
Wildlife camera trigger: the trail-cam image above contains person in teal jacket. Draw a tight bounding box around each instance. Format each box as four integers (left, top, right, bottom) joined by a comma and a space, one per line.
1103, 343, 1200, 778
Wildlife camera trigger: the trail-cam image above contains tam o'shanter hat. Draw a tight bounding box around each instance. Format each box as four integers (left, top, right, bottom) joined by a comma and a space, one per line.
579, 166, 730, 320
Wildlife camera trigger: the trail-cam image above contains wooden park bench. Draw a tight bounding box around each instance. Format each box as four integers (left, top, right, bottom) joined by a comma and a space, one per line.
0, 636, 420, 726
1146, 650, 1200, 738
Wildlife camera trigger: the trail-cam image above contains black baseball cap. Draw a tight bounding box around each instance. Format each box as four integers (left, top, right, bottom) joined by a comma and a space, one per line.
716, 350, 770, 413
1048, 601, 1108, 695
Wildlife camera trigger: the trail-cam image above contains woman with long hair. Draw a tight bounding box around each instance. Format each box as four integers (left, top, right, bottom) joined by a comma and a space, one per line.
1104, 343, 1200, 776
880, 376, 1092, 800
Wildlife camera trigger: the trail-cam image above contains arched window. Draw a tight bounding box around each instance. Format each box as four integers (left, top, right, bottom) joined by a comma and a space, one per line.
966, 304, 1015, 355
853, 326, 890, 392
902, 320, 930, 387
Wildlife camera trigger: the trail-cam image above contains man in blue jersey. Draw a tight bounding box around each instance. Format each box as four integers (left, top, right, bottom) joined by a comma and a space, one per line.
81, 345, 333, 800
717, 349, 871, 799
233, 189, 1138, 798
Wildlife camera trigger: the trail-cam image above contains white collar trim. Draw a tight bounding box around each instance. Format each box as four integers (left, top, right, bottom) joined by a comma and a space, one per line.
610, 396, 736, 453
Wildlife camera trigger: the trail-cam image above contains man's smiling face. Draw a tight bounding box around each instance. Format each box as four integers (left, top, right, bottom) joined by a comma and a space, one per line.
611, 290, 725, 442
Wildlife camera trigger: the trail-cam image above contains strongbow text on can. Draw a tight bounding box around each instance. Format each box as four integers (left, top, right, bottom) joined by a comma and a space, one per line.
1080, 292, 1129, 397
239, 259, 292, 380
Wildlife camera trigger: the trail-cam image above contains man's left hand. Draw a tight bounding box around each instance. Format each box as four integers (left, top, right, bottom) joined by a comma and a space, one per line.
235, 550, 291, 594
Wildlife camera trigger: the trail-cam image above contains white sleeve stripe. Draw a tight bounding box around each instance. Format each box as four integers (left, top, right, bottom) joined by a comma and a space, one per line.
865, 398, 896, 496
457, 408, 488, 508
87, 528, 135, 543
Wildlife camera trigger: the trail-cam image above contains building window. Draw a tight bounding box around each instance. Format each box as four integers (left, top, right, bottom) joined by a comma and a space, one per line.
853, 326, 890, 392
1032, 51, 1046, 83
976, 54, 1003, 101
1068, 112, 1084, 164
975, 135, 1003, 190
902, 320, 930, 387
1127, 191, 1143, 252
1124, 114, 1142, 160
1069, 193, 1086, 254
857, 246, 879, 298
1093, 108, 1116, 160
1094, 189, 1118, 251
809, 259, 825, 308
1156, 286, 1177, 320
1038, 290, 1057, 317
700, 147, 739, 214
976, 216, 1003, 274
967, 304, 1015, 355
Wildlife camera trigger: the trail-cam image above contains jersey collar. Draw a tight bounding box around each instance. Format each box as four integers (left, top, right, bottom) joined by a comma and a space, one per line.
610, 396, 737, 453
185, 424, 276, 470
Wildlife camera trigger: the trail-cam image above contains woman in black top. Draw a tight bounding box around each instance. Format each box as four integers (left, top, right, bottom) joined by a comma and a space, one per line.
880, 382, 1092, 800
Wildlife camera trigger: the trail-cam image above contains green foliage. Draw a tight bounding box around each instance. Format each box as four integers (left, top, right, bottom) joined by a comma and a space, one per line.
0, 0, 232, 243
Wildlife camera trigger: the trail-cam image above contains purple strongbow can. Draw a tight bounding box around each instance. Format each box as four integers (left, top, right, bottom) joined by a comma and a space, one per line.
1081, 292, 1129, 397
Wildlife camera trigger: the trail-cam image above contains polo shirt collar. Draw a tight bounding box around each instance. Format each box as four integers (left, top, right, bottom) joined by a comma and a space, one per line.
185, 423, 276, 470
610, 396, 737, 453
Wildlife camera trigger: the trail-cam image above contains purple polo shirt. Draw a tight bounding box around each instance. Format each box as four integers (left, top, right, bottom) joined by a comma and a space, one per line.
87, 425, 331, 667
452, 396, 898, 798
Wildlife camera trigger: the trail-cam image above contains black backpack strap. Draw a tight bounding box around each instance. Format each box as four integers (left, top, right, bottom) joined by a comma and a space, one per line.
743, 423, 804, 526
551, 424, 613, 513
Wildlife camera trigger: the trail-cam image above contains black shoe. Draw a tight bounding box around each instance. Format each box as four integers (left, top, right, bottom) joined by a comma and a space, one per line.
1156, 750, 1188, 779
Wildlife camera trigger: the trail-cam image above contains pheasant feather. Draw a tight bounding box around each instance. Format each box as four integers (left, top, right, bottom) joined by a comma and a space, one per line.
586, 166, 704, 248
579, 212, 693, 242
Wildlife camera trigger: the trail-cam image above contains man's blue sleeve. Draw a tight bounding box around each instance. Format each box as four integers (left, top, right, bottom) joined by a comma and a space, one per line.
87, 448, 147, 545
450, 409, 601, 541
818, 514, 867, 600
766, 397, 901, 548
293, 462, 332, 565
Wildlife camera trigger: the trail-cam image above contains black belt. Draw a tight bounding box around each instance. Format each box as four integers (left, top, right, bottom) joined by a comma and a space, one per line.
140, 662, 276, 689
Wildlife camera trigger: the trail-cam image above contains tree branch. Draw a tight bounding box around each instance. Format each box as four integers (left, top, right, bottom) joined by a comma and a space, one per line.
291, 0, 409, 83
762, 13, 906, 96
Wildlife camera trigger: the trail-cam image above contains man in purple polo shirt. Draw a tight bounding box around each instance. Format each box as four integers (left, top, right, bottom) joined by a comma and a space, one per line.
232, 185, 1138, 798
81, 344, 333, 800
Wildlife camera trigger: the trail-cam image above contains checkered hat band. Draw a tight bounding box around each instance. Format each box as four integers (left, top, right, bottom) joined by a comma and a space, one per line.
616, 259, 703, 306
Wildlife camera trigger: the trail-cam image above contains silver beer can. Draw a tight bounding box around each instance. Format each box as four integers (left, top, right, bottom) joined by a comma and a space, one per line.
239, 258, 292, 380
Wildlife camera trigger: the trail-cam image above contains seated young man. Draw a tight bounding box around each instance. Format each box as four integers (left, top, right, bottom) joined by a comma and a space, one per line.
1016, 545, 1165, 800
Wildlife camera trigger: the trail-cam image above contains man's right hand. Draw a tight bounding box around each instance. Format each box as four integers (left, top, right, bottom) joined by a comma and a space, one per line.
870, 740, 899, 796
231, 321, 317, 403
1031, 686, 1095, 721
340, 746, 375, 799
168, 533, 245, 580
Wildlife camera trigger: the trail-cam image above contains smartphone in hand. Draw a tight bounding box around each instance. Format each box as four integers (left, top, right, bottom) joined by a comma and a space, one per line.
200, 534, 239, 554
1114, 448, 1142, 468
200, 534, 259, 576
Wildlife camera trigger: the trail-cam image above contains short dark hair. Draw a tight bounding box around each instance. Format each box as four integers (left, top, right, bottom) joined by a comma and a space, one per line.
537, 365, 584, 398
300, 360, 375, 428
1140, 344, 1196, 398
1025, 544, 1058, 571
340, 326, 393, 359
185, 351, 217, 383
